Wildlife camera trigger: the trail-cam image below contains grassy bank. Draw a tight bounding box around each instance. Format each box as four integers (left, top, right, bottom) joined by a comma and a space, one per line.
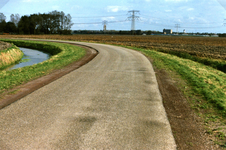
154, 48, 226, 73
0, 44, 24, 70
127, 46, 226, 117
0, 39, 86, 94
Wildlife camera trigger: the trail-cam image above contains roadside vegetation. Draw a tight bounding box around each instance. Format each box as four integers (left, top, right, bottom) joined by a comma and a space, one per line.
0, 42, 23, 70
0, 39, 86, 94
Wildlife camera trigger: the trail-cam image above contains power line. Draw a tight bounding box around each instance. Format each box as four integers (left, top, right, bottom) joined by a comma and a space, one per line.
127, 10, 140, 31
72, 14, 126, 19
140, 14, 224, 25
73, 20, 128, 25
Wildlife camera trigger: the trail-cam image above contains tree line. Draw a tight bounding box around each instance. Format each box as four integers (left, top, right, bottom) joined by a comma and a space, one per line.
0, 10, 73, 35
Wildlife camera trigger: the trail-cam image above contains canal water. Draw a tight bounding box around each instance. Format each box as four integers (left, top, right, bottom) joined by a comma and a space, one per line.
7, 47, 50, 70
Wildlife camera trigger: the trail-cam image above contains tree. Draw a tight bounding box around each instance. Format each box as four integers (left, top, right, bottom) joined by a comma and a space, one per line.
5, 22, 17, 33
18, 16, 30, 34
64, 14, 73, 30
0, 20, 6, 33
10, 14, 20, 27
29, 14, 43, 34
0, 13, 6, 22
17, 11, 74, 34
58, 11, 73, 34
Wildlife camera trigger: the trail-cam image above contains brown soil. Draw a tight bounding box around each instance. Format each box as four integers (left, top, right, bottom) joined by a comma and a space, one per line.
0, 41, 12, 51
0, 41, 222, 149
1, 35, 226, 60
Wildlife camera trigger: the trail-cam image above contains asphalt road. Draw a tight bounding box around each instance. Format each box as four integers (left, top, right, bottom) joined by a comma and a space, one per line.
0, 41, 176, 149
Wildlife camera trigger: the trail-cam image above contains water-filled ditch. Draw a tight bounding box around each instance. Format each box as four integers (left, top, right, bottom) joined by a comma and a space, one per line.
7, 47, 50, 70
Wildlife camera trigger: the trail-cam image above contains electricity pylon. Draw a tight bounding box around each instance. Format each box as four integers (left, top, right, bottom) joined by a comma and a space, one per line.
102, 20, 108, 32
175, 24, 180, 34
128, 10, 140, 34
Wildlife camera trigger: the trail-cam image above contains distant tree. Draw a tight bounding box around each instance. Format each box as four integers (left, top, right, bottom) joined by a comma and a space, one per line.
0, 20, 6, 33
18, 16, 30, 34
58, 11, 73, 34
17, 11, 73, 35
64, 14, 73, 30
10, 14, 20, 27
5, 22, 17, 33
0, 13, 6, 22
29, 14, 43, 34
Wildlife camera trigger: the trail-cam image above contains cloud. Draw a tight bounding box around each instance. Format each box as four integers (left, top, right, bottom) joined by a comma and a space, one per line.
52, 5, 60, 10
165, 10, 172, 12
22, 0, 56, 2
106, 6, 129, 12
165, 0, 188, 2
101, 17, 115, 21
22, 0, 38, 2
187, 8, 194, 11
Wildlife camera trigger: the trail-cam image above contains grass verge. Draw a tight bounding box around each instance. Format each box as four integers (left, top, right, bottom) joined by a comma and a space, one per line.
155, 48, 226, 73
129, 47, 226, 116
0, 39, 86, 94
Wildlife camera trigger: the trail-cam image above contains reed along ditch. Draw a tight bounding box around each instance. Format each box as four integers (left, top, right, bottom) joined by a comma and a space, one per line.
7, 47, 50, 70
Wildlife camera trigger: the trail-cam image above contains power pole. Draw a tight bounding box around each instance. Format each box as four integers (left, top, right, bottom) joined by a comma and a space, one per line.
102, 20, 108, 32
175, 24, 180, 34
128, 10, 140, 34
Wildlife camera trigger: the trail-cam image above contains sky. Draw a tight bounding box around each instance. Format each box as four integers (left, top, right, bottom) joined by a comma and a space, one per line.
1, 0, 226, 33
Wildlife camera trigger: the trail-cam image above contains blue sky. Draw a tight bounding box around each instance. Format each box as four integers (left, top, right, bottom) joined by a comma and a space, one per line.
1, 0, 226, 33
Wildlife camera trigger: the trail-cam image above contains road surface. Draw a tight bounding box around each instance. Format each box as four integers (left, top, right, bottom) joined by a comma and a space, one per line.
0, 41, 176, 149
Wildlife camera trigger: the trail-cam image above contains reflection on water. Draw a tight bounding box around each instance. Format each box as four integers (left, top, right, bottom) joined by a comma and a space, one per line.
8, 47, 50, 70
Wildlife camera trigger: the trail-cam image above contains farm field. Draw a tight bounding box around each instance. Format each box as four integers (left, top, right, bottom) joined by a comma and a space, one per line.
1, 34, 226, 60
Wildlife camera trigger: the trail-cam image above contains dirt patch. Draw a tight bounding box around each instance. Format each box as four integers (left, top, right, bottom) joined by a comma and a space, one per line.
154, 68, 221, 149
0, 41, 12, 51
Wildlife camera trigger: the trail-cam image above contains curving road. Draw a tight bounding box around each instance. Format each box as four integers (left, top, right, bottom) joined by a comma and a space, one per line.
0, 41, 176, 149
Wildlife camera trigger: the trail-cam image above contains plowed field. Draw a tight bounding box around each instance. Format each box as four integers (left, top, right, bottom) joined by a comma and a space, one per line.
1, 35, 226, 60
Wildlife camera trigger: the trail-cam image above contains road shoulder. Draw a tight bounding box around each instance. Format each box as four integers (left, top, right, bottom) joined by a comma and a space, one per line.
154, 67, 219, 149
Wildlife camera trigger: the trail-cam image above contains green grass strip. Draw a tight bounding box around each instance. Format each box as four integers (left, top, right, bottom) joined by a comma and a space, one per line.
155, 48, 226, 73
128, 46, 226, 116
0, 39, 86, 93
